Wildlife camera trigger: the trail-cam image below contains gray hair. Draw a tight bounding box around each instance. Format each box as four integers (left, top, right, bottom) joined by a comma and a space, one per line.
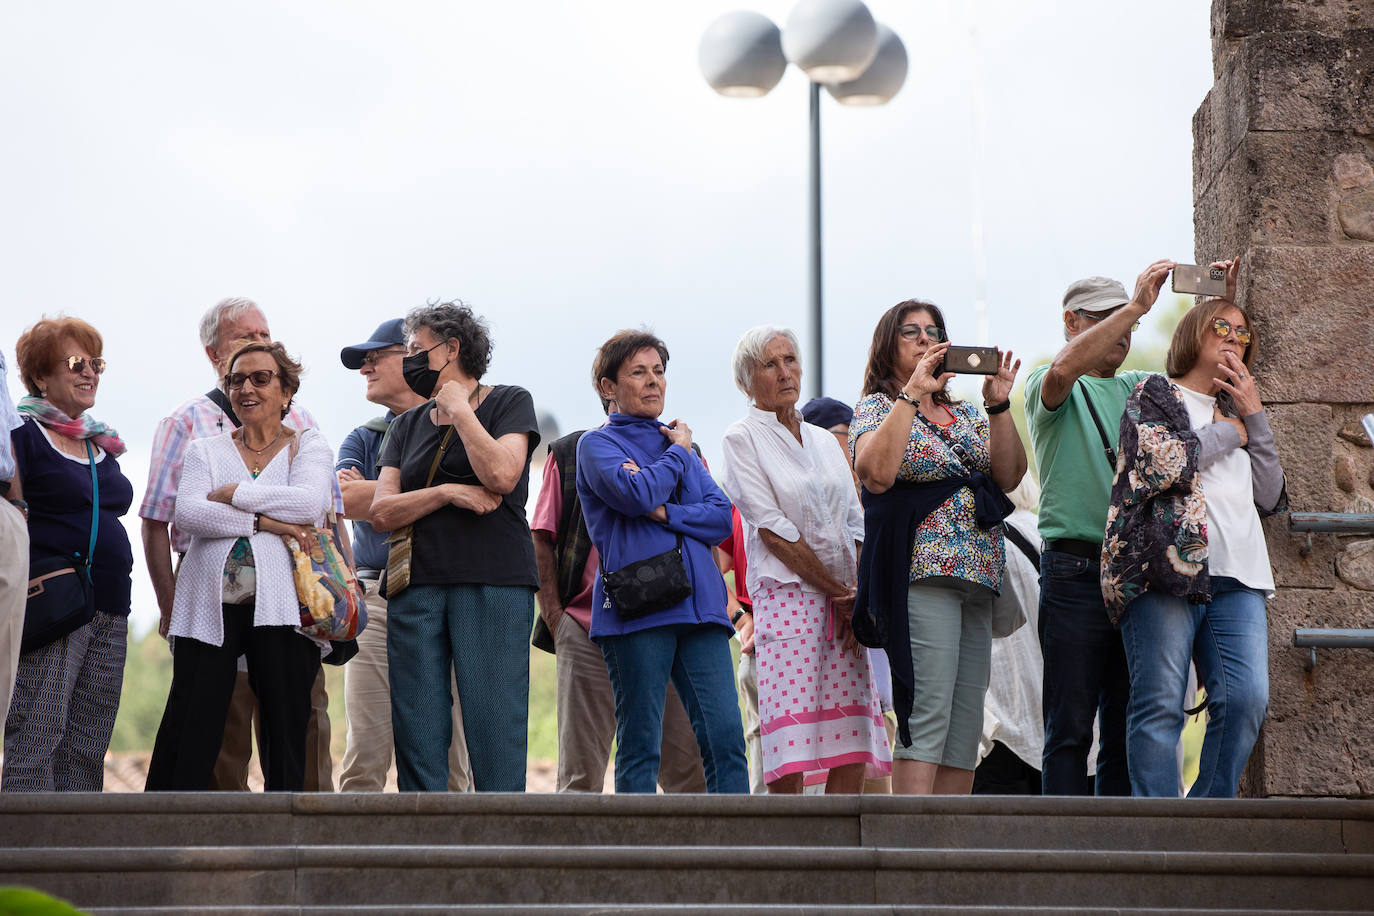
199, 297, 262, 349
731, 325, 801, 397
405, 299, 492, 380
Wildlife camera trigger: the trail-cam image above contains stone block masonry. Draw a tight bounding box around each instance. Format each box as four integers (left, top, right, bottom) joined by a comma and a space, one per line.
1195, 0, 1374, 797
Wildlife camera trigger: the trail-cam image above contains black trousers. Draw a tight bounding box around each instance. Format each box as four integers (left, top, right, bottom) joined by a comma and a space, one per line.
146, 604, 321, 792
972, 740, 1043, 795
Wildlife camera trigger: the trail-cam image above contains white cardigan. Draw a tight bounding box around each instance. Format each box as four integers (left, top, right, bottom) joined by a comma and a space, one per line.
169, 428, 334, 646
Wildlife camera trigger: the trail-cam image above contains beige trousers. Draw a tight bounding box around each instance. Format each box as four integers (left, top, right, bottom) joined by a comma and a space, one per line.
736, 650, 767, 794
554, 612, 705, 793
338, 578, 471, 792
0, 500, 28, 736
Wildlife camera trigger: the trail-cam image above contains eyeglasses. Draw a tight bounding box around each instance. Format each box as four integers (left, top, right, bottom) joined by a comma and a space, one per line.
898, 323, 946, 342
65, 356, 107, 375
1211, 318, 1252, 346
361, 348, 405, 367
225, 370, 281, 390
406, 341, 445, 358
1077, 310, 1141, 332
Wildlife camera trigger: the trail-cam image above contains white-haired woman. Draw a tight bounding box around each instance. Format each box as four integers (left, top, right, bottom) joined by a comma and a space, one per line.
720, 326, 891, 793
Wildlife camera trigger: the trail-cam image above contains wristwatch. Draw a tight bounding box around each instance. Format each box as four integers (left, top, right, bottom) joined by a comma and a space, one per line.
730, 608, 750, 626
895, 389, 919, 408
7, 498, 28, 520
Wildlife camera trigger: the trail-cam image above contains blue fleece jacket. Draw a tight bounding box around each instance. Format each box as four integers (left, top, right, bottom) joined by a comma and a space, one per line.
575, 412, 733, 638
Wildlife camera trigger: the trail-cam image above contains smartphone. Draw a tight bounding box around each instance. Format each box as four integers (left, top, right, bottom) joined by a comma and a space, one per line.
938, 345, 1000, 375
1172, 264, 1228, 297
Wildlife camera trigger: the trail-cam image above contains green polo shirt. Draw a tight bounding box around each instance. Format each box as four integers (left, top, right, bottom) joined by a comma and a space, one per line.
1024, 365, 1152, 544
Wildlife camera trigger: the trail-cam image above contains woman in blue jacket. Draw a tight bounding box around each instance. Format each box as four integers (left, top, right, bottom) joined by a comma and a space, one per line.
576, 330, 748, 794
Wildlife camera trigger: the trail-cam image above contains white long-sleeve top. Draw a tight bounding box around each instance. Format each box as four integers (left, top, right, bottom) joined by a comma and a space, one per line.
720, 405, 865, 598
169, 428, 334, 646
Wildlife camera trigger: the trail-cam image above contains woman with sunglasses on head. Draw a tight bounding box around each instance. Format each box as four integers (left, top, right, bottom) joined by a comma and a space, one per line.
4, 317, 134, 791
1102, 288, 1284, 798
370, 301, 540, 792
851, 300, 1026, 796
146, 340, 335, 791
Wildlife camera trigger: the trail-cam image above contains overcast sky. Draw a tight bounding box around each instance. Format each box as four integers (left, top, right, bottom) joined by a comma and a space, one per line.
1, 0, 1215, 633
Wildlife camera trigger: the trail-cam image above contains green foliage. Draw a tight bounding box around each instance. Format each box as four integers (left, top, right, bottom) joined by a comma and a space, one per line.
0, 886, 85, 915
109, 630, 173, 753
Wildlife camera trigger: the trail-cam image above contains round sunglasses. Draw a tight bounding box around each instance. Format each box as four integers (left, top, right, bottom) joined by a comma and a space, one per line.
225, 370, 281, 391
1211, 317, 1252, 346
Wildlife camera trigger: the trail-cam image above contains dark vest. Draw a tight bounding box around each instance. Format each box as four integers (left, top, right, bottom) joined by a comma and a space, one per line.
549, 431, 594, 608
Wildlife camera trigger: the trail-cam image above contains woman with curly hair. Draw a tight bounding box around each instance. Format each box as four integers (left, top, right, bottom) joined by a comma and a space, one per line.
1102, 294, 1284, 797
371, 301, 540, 792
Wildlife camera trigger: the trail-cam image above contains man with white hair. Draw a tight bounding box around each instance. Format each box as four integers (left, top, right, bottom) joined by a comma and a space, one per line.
141, 296, 336, 791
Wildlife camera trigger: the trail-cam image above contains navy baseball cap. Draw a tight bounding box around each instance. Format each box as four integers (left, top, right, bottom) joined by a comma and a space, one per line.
340, 318, 406, 370
801, 397, 854, 430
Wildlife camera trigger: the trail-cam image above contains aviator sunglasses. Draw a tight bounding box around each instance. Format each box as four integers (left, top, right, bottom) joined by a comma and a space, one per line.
1211, 317, 1252, 346
65, 356, 107, 375
225, 370, 281, 390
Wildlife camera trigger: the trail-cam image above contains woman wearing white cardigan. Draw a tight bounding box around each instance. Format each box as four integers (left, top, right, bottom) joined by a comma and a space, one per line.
146, 342, 334, 791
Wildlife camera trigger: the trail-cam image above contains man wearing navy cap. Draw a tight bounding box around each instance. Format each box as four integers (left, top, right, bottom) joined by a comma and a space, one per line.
335, 318, 472, 791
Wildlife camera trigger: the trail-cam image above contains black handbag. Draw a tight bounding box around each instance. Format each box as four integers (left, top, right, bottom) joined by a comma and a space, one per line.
22, 439, 99, 653
599, 481, 693, 620
600, 533, 693, 620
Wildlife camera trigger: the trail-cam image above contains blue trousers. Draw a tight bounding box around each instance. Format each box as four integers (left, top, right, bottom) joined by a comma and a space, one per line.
598, 623, 748, 795
387, 584, 534, 792
1120, 577, 1268, 798
1038, 549, 1131, 796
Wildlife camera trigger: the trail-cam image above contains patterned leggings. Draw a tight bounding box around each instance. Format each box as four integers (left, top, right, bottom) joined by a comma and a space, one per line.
3, 611, 128, 791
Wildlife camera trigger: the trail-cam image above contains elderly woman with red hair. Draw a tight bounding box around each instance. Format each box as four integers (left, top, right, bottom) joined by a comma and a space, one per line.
3, 316, 134, 792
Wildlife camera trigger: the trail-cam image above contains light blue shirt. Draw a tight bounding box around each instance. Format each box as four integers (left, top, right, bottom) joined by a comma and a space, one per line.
0, 348, 21, 482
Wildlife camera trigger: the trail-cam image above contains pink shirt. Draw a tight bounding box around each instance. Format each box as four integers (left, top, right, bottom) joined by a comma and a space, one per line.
531, 457, 597, 633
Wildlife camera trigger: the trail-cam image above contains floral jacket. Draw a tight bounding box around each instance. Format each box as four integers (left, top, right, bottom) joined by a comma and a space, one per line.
1101, 374, 1210, 624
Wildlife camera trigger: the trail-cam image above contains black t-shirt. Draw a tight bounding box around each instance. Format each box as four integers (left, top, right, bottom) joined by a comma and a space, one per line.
379, 385, 541, 589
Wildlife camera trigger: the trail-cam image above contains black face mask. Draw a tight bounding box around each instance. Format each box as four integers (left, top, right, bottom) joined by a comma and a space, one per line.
402, 347, 450, 399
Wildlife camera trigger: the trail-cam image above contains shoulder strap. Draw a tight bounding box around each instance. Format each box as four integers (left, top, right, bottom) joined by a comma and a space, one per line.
84, 439, 99, 571
426, 427, 455, 487
206, 389, 240, 429
1075, 379, 1118, 470
1003, 522, 1039, 568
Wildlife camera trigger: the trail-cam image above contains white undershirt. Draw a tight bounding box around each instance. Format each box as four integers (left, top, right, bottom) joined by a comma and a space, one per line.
1177, 386, 1274, 595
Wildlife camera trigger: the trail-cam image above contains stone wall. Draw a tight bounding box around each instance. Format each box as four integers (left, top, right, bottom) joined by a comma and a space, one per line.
1193, 0, 1374, 796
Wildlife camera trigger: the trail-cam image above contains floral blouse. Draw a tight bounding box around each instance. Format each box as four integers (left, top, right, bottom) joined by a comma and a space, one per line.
850, 395, 1003, 591
1101, 374, 1209, 623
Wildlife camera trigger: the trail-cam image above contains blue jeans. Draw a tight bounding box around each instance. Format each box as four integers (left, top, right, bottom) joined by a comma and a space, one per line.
1120, 577, 1269, 798
598, 624, 748, 794
1038, 550, 1130, 796
387, 584, 534, 792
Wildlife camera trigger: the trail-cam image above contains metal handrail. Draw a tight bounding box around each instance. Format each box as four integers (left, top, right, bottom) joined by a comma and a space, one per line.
1287, 513, 1374, 556
1293, 628, 1374, 671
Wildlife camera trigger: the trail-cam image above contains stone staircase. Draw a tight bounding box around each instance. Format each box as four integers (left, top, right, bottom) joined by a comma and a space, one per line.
2, 793, 1372, 913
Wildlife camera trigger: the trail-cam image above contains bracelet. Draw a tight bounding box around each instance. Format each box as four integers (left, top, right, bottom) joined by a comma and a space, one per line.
984, 400, 1012, 415
253, 512, 262, 534
895, 389, 919, 408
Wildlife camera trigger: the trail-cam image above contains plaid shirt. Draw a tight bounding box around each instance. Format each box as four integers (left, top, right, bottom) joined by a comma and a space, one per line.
140, 393, 340, 553
0, 348, 21, 481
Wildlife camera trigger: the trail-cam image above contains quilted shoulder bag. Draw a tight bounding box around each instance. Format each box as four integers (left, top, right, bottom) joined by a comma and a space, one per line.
599, 480, 692, 620
22, 440, 99, 652
384, 426, 453, 599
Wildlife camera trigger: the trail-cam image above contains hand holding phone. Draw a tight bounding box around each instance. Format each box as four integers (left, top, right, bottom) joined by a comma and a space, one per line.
938, 345, 1001, 375
1172, 264, 1228, 297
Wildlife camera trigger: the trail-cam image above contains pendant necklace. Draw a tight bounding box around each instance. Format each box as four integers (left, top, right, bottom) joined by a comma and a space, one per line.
240, 428, 285, 475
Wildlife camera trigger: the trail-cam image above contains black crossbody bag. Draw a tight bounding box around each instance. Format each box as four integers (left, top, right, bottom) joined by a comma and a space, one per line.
600, 480, 693, 620
23, 440, 99, 652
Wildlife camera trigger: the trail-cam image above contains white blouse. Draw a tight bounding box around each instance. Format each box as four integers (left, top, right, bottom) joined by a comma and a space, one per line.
169, 428, 335, 646
1177, 387, 1275, 595
720, 405, 865, 599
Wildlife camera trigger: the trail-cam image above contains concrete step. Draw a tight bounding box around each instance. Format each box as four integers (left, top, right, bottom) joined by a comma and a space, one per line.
80, 908, 1374, 916
6, 844, 1373, 912
4, 793, 1372, 854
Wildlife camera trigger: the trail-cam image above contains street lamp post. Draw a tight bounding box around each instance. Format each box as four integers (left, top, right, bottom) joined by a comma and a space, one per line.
699, 0, 907, 399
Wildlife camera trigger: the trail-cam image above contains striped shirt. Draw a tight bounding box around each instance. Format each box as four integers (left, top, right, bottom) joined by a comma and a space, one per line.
140, 393, 340, 553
